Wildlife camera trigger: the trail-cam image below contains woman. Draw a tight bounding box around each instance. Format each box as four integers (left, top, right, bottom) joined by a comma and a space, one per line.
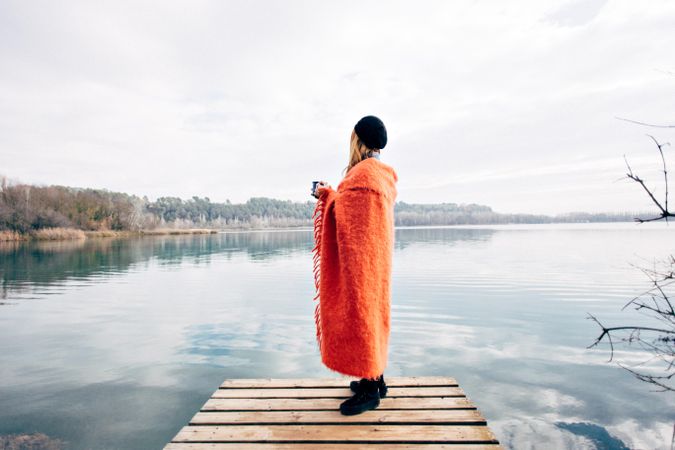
311, 115, 398, 416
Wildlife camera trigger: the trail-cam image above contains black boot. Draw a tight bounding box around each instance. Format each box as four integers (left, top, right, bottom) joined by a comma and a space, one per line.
349, 374, 387, 398
340, 377, 380, 416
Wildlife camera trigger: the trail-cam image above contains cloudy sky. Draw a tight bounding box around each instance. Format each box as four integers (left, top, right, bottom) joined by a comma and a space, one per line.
1, 0, 673, 214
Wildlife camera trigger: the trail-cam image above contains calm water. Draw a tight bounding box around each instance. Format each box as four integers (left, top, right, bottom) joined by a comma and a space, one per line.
1, 223, 674, 449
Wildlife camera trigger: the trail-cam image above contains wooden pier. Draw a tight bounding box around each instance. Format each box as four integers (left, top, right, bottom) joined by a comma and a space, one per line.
164, 376, 501, 449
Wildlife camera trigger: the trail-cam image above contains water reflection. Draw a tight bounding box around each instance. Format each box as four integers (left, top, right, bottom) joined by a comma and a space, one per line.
0, 227, 496, 300
0, 231, 315, 300
395, 226, 496, 248
1, 224, 673, 449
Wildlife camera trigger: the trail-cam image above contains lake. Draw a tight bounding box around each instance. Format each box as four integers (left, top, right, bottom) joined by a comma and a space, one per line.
1, 223, 674, 449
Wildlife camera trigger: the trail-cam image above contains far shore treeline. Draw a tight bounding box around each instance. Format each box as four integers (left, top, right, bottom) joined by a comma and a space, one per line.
0, 177, 643, 240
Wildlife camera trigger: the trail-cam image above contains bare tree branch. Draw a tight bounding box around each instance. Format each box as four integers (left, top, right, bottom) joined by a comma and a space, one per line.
647, 134, 671, 217
589, 256, 675, 392
591, 133, 674, 395
616, 116, 675, 128
623, 135, 674, 222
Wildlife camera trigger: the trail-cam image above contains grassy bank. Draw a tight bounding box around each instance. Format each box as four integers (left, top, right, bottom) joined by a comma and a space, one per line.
0, 227, 219, 241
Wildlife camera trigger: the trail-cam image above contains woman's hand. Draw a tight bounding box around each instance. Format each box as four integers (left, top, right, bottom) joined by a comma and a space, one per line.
314, 181, 331, 198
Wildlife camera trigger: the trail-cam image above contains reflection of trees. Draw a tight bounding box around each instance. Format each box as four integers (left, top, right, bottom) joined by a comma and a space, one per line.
394, 227, 495, 251
0, 227, 497, 299
0, 232, 314, 299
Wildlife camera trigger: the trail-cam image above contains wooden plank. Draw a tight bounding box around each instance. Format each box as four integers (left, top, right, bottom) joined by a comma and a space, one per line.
166, 444, 502, 449
202, 397, 475, 411
212, 387, 465, 399
172, 424, 498, 443
190, 409, 486, 425
219, 377, 458, 389
164, 377, 502, 450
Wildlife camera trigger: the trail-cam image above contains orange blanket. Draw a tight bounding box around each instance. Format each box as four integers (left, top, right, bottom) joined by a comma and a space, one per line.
311, 158, 398, 379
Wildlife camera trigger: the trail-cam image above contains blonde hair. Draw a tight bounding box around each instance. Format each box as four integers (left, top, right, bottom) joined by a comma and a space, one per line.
343, 129, 378, 176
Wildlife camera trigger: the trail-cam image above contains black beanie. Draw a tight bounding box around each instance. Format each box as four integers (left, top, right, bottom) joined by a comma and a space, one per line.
354, 115, 387, 150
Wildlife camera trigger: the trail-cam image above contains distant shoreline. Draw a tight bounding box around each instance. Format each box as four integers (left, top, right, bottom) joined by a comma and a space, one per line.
0, 177, 654, 240
2, 221, 667, 242
0, 227, 219, 242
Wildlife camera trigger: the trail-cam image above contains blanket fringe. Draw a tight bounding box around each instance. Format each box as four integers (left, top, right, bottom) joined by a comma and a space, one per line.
311, 195, 325, 351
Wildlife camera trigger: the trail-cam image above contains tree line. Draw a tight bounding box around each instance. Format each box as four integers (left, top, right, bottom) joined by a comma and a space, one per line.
0, 176, 642, 233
